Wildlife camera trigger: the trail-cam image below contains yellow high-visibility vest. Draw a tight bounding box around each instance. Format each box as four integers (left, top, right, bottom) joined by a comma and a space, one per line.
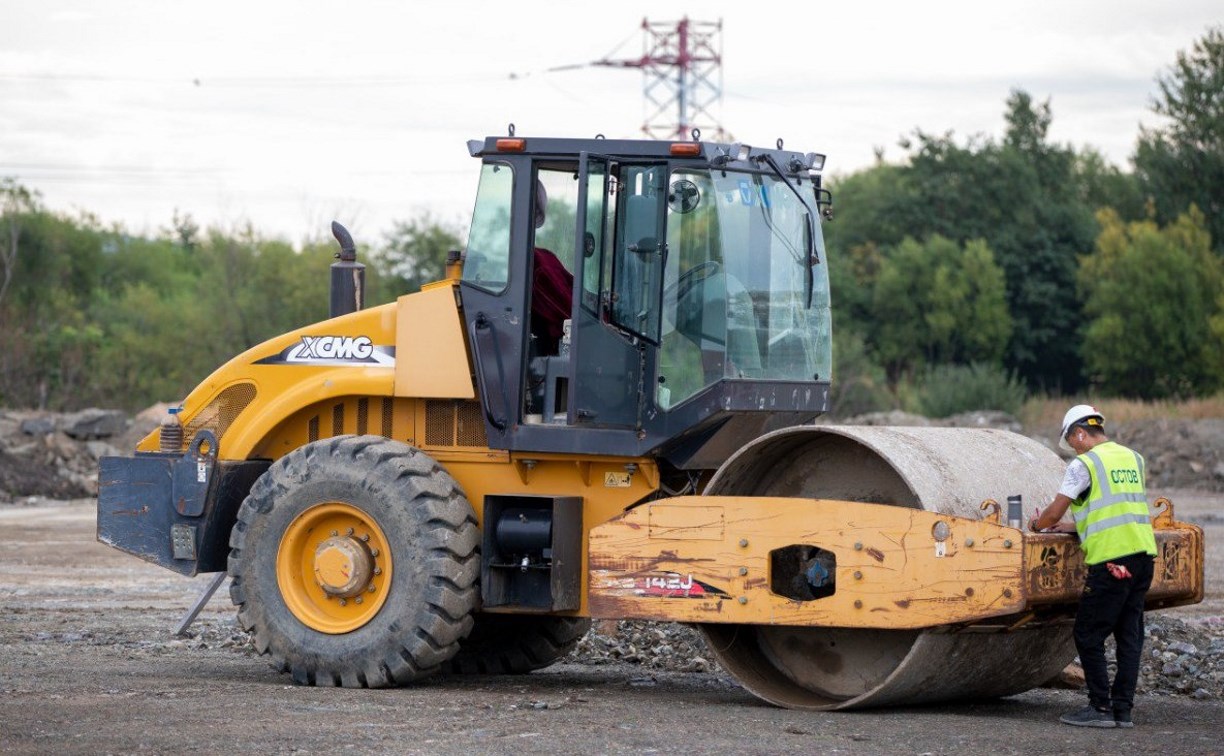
1071, 441, 1158, 565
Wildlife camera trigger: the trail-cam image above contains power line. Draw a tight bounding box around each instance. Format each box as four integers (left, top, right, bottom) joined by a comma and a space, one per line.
0, 164, 473, 186
0, 72, 503, 88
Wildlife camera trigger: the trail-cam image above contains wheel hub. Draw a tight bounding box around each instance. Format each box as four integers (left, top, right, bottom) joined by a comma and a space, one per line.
276, 501, 393, 634
313, 536, 373, 598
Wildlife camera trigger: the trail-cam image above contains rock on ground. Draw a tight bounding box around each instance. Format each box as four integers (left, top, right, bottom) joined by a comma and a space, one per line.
0, 409, 127, 501
568, 620, 719, 674
1135, 615, 1224, 699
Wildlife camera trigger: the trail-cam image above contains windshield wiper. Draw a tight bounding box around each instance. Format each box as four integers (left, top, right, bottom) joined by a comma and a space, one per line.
752, 182, 805, 266
756, 153, 820, 307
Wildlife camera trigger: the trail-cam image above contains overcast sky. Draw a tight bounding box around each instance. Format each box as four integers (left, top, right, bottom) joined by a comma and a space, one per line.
1, 1, 1219, 245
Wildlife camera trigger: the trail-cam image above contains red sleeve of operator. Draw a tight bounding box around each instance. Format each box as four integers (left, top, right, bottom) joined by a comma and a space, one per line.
532, 247, 574, 345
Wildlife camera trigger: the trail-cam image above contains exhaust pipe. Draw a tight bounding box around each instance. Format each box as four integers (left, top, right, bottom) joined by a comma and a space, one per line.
329, 221, 365, 318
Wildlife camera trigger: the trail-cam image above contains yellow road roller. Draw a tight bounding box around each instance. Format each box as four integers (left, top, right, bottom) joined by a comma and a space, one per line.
97, 131, 1204, 709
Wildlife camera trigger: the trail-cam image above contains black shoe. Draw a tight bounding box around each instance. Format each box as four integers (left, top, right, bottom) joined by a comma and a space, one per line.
1114, 710, 1134, 729
1060, 706, 1117, 728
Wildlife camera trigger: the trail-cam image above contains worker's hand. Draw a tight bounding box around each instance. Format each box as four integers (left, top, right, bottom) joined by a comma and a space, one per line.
1029, 507, 1045, 532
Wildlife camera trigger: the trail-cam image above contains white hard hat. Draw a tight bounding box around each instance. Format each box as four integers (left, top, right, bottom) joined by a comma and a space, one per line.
1059, 404, 1104, 451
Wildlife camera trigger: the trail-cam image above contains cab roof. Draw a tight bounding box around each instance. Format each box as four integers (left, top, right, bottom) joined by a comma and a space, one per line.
466, 133, 826, 176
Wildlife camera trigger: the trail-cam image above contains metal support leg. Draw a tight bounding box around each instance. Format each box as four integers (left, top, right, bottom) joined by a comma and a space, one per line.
174, 572, 227, 636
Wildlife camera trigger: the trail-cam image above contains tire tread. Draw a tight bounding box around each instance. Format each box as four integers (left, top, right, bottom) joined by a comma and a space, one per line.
228, 435, 479, 689
446, 615, 591, 676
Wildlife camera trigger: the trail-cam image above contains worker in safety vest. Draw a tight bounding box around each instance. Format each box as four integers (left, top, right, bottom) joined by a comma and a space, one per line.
1029, 404, 1158, 729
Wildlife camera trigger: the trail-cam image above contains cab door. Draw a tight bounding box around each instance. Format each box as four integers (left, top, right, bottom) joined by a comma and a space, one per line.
568, 154, 668, 429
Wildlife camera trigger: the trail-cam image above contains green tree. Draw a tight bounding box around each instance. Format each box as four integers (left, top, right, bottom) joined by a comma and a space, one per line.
914, 362, 1028, 418
1135, 26, 1224, 252
83, 224, 372, 409
823, 162, 900, 341
822, 163, 915, 260
912, 92, 1096, 391
827, 240, 884, 340
823, 91, 1098, 392
0, 178, 39, 309
870, 235, 1011, 380
827, 327, 893, 418
1079, 207, 1223, 398
1074, 148, 1145, 220
89, 280, 203, 406
0, 200, 478, 411
376, 214, 463, 294
0, 195, 110, 408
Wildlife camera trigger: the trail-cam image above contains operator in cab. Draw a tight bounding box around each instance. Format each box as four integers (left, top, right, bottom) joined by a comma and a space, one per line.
530, 179, 573, 355
1029, 405, 1158, 730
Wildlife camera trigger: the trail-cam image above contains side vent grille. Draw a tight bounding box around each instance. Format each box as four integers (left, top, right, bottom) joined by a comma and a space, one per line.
381, 398, 393, 437
425, 400, 488, 448
457, 401, 487, 446
425, 400, 454, 446
182, 382, 257, 452
332, 403, 345, 436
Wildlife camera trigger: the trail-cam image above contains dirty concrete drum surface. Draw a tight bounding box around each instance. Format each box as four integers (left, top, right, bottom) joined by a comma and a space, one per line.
702, 426, 1085, 709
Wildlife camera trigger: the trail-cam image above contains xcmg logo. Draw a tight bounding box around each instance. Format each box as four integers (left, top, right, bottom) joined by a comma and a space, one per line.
256, 335, 396, 367
290, 335, 374, 361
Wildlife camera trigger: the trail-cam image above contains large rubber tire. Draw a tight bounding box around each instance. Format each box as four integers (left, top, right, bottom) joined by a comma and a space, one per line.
446, 614, 591, 675
228, 435, 479, 688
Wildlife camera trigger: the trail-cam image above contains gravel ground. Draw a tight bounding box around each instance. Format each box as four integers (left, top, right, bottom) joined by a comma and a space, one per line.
567, 615, 1224, 702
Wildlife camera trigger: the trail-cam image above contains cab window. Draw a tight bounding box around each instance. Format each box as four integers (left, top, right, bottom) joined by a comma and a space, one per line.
462, 162, 514, 292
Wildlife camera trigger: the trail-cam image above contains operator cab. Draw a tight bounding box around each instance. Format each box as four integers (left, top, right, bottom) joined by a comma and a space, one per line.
459, 133, 832, 468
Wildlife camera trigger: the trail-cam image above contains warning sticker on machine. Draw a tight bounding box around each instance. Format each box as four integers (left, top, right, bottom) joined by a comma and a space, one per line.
604, 472, 632, 488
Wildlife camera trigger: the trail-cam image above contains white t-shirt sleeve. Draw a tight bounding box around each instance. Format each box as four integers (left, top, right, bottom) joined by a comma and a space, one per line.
1058, 459, 1091, 500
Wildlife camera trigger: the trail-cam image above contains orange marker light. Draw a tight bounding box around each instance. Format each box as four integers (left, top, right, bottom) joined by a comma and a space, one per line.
670, 143, 701, 156
496, 138, 526, 152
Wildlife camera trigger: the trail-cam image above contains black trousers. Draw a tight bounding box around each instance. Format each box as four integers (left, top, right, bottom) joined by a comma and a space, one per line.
1073, 551, 1155, 713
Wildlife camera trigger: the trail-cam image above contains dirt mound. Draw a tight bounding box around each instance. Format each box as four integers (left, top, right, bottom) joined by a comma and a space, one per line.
0, 409, 128, 502
840, 409, 1023, 433
1114, 419, 1224, 492
0, 406, 171, 503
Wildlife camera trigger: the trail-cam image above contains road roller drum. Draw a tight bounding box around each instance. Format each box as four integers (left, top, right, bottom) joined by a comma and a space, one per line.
589, 425, 1202, 709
